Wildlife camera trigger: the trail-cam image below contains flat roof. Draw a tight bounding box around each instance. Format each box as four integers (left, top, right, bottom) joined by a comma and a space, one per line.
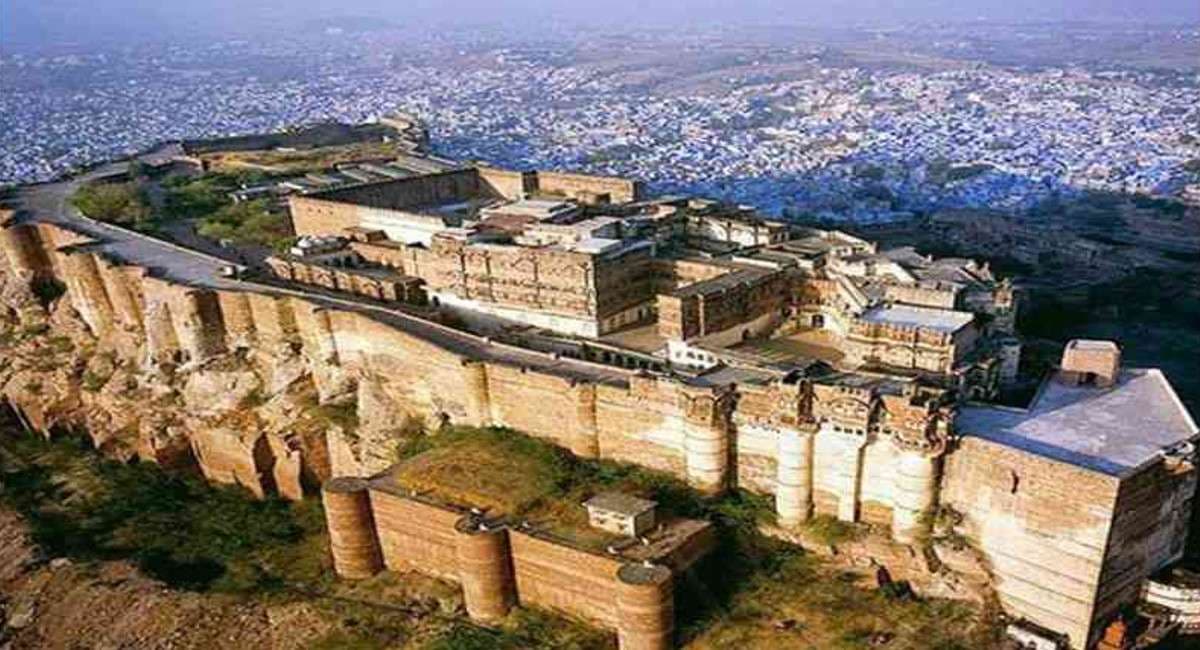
585, 492, 657, 516
1068, 339, 1119, 352
957, 369, 1199, 477
672, 266, 774, 298
860, 303, 975, 333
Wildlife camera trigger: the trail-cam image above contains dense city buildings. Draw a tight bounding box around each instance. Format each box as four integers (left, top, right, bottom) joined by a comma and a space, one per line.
3, 27, 1198, 219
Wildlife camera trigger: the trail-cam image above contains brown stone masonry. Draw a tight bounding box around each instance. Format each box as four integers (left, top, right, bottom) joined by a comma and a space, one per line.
322, 479, 677, 650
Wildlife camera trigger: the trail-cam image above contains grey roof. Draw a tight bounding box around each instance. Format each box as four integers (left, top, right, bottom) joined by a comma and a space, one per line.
585, 492, 657, 516
957, 369, 1199, 477
860, 303, 975, 333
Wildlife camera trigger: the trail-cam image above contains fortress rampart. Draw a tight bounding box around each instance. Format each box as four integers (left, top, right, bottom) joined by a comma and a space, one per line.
0, 218, 947, 519
3, 214, 1194, 649
290, 167, 644, 238
321, 478, 675, 650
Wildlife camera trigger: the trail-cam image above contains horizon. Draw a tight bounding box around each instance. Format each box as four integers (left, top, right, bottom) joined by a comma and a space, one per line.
3, 0, 1199, 53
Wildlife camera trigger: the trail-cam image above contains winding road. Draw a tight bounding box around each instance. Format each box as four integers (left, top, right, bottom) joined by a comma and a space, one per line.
10, 151, 635, 387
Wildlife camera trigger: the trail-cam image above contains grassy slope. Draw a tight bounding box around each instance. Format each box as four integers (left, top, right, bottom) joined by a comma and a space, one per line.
393, 426, 1002, 649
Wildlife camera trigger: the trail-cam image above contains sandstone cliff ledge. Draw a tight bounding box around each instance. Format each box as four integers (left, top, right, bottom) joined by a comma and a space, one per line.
0, 217, 738, 502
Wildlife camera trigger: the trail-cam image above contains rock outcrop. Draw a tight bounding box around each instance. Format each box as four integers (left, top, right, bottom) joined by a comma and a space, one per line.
0, 225, 348, 500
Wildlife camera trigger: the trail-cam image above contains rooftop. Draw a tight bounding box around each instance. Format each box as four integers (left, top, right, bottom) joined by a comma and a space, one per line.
860, 303, 975, 333
957, 368, 1199, 476
1068, 339, 1120, 353
584, 492, 657, 516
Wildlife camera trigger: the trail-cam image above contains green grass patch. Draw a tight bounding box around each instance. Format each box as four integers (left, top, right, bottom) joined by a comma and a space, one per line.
0, 433, 329, 592
71, 182, 153, 230
196, 198, 292, 250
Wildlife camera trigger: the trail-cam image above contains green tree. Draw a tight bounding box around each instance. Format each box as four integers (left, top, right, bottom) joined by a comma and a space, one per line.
197, 199, 291, 249
163, 179, 229, 220
70, 182, 152, 228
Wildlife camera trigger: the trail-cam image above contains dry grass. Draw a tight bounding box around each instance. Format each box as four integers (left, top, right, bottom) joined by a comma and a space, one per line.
200, 142, 402, 175
687, 555, 998, 650
389, 431, 569, 515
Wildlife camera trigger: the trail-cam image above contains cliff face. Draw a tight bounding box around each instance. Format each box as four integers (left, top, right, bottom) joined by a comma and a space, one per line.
0, 218, 737, 503
0, 222, 356, 500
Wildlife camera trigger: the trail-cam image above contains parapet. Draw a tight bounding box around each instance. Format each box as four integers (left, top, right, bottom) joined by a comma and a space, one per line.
1059, 339, 1121, 388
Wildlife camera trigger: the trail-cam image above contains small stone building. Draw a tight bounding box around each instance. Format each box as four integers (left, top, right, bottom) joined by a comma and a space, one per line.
585, 493, 658, 538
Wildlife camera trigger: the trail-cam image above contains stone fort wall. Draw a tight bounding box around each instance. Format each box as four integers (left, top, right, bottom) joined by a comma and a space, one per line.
1, 216, 1177, 649
0, 218, 941, 523
321, 479, 675, 650
938, 435, 1196, 649
290, 167, 643, 238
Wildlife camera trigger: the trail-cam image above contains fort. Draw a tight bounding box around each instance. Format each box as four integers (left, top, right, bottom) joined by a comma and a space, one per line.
1, 154, 1197, 650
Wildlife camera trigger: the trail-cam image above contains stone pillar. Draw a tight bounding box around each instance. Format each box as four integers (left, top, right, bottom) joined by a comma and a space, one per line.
684, 421, 726, 494
615, 563, 674, 650
816, 427, 866, 523
296, 303, 339, 365
570, 382, 600, 459
454, 517, 515, 623
141, 289, 180, 364
57, 249, 115, 338
0, 223, 50, 277
462, 361, 492, 427
322, 477, 383, 579
247, 293, 297, 348
775, 429, 814, 527
96, 262, 144, 335
683, 392, 730, 494
891, 449, 940, 545
217, 291, 256, 349
170, 288, 226, 363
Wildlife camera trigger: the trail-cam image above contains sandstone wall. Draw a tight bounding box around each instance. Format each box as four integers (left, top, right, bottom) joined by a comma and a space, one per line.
478, 167, 533, 200
883, 283, 958, 310
942, 436, 1120, 648
0, 216, 916, 510
289, 169, 491, 237
290, 195, 362, 237
658, 269, 789, 343
508, 529, 625, 626
368, 489, 464, 580
346, 483, 674, 650
532, 170, 643, 203
1093, 460, 1196, 640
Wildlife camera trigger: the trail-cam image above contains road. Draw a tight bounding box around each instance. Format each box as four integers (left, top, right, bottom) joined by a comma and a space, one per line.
9, 154, 634, 387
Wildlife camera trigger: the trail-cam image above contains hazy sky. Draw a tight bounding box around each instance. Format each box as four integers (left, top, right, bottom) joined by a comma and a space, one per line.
4, 0, 1199, 50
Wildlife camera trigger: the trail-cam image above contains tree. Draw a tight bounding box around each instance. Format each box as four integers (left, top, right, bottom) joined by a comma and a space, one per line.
197, 199, 291, 249
70, 182, 151, 228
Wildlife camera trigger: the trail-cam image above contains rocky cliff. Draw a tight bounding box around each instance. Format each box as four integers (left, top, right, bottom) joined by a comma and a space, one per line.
0, 217, 735, 503
0, 221, 358, 500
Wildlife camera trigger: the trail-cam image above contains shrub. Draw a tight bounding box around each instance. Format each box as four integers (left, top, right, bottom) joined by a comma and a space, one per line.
163, 178, 230, 220
196, 199, 291, 249
0, 434, 324, 592
70, 182, 152, 228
